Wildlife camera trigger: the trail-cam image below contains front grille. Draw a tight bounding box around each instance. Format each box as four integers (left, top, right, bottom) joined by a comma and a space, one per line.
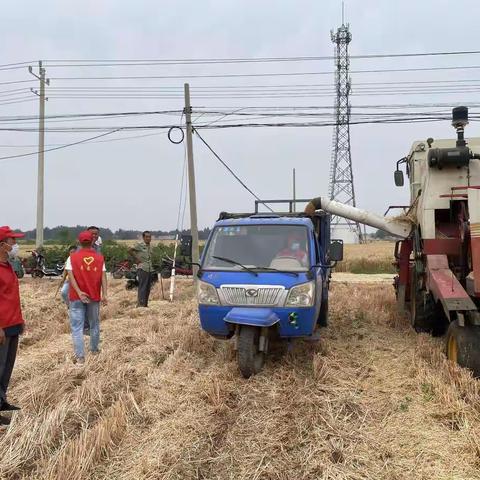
220, 285, 285, 306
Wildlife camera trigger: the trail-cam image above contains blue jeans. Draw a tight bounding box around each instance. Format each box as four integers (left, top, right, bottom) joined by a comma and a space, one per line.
69, 301, 100, 358
63, 283, 90, 329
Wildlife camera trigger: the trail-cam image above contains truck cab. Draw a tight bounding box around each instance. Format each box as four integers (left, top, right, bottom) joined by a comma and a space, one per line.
196, 202, 342, 377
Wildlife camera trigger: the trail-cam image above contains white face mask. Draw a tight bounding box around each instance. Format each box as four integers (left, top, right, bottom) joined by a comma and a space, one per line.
8, 244, 19, 259
291, 242, 300, 251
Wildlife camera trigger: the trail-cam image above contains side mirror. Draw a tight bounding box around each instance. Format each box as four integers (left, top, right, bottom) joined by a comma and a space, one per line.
329, 239, 344, 262
394, 170, 404, 187
180, 235, 192, 258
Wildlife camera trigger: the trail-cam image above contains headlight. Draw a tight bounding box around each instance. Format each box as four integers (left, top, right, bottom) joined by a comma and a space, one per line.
285, 281, 315, 307
197, 280, 219, 305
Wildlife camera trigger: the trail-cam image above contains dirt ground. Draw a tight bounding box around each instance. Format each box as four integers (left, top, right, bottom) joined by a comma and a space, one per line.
1, 276, 480, 479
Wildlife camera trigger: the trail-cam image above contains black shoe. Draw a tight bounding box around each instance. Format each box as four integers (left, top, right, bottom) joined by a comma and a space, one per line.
1, 402, 20, 412
0, 415, 10, 425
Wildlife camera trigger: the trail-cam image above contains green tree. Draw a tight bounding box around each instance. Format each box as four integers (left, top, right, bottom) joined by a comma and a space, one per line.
374, 229, 387, 239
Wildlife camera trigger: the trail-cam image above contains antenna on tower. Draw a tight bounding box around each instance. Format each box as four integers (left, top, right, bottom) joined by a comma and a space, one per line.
328, 21, 363, 243
342, 1, 345, 25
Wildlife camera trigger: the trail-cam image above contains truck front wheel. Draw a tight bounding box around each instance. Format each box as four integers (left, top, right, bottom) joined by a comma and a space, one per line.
237, 326, 265, 378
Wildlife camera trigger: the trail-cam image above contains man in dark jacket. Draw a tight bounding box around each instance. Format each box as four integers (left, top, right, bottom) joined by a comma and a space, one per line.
129, 231, 153, 307
0, 226, 25, 425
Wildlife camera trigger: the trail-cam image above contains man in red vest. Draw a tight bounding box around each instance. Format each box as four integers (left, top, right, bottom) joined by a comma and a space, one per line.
0, 226, 25, 425
66, 230, 108, 364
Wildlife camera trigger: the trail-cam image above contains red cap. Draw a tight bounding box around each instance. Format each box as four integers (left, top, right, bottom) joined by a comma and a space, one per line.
0, 226, 25, 242
78, 230, 93, 243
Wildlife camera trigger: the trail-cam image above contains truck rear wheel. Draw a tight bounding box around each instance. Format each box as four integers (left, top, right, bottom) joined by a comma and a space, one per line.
237, 326, 265, 378
445, 320, 480, 377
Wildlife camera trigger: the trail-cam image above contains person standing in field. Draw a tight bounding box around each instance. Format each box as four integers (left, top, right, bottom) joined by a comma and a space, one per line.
0, 226, 25, 425
66, 230, 108, 364
87, 226, 102, 253
130, 231, 154, 307
57, 245, 77, 305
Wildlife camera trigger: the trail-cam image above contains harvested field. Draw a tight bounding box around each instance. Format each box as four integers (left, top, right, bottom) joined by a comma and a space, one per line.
2, 275, 480, 479
336, 241, 395, 274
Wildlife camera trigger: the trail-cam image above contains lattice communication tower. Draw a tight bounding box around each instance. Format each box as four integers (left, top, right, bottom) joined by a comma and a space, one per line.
328, 22, 363, 242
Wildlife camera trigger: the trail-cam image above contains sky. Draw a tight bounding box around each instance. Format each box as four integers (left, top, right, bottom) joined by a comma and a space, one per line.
1, 0, 479, 232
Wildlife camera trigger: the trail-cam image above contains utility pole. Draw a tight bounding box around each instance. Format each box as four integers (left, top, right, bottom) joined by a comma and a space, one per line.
29, 61, 49, 248
184, 83, 199, 283
292, 168, 296, 212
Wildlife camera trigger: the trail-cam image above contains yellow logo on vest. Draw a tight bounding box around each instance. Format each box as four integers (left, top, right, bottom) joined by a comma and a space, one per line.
83, 256, 95, 271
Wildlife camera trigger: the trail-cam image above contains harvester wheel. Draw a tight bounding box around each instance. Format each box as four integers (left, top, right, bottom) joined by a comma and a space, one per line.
237, 326, 265, 378
410, 288, 435, 333
445, 320, 480, 377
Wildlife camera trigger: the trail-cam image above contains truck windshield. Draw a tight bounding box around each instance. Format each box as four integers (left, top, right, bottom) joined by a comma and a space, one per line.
202, 224, 310, 272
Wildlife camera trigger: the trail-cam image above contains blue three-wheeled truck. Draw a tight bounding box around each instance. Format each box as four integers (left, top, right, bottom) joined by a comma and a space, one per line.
196, 200, 343, 377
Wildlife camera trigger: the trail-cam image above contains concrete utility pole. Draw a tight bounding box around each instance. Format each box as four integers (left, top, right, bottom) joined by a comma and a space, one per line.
183, 83, 199, 283
292, 168, 296, 212
29, 61, 49, 248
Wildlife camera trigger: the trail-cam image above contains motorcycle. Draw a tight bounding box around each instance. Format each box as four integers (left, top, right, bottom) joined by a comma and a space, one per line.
111, 259, 132, 279
159, 255, 193, 279
29, 250, 64, 278
125, 264, 159, 290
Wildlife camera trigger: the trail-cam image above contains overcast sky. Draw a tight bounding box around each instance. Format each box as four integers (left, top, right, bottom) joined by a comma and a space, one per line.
1, 0, 479, 232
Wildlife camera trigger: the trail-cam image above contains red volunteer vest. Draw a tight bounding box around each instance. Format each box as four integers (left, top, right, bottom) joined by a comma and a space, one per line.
0, 261, 24, 329
69, 249, 104, 302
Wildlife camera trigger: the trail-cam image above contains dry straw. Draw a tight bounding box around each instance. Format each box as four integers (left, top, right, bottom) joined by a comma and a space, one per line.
0, 278, 480, 479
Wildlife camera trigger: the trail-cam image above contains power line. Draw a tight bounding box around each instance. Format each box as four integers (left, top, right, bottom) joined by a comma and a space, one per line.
43, 79, 480, 91
44, 64, 480, 81
0, 115, 478, 133
0, 130, 170, 148
0, 98, 38, 107
0, 129, 120, 161
4, 49, 476, 68
193, 128, 274, 212
0, 79, 35, 86
0, 109, 183, 122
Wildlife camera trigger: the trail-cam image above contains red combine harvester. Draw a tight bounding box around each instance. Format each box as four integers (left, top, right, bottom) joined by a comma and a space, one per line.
305, 106, 480, 375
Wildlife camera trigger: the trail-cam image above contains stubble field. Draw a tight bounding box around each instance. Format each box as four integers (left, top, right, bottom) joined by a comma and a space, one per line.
1, 247, 480, 479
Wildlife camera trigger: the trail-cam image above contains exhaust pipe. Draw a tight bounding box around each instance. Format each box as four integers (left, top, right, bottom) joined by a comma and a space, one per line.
305, 197, 412, 239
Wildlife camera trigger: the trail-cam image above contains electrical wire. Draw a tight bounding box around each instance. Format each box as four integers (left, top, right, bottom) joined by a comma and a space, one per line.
0, 79, 35, 86
0, 129, 120, 161
193, 128, 274, 212
44, 64, 480, 81
0, 130, 169, 148
8, 49, 478, 68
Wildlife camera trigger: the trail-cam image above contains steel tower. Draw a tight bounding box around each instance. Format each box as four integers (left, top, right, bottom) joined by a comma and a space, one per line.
329, 22, 362, 242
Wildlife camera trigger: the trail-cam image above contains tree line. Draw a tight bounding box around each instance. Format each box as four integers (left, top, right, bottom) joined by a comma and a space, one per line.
20, 226, 212, 243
